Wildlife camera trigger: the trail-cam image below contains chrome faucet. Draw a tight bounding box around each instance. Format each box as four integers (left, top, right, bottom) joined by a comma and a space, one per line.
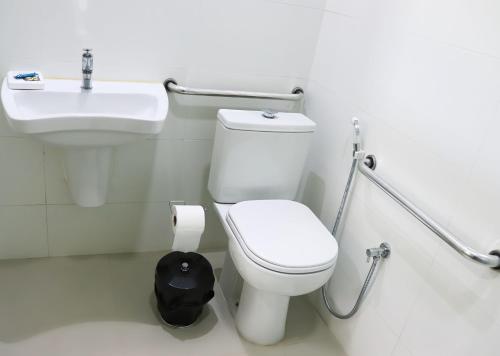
81, 49, 93, 90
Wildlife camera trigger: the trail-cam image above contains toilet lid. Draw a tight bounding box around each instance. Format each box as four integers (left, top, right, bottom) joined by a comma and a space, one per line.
227, 200, 338, 274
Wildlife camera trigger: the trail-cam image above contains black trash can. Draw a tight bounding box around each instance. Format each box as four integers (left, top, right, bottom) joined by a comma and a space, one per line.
154, 251, 215, 327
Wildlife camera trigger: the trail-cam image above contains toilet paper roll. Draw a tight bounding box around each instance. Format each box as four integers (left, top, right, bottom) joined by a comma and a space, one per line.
171, 205, 205, 252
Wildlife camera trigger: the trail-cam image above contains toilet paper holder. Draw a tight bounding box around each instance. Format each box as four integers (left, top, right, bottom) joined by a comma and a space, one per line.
169, 201, 208, 213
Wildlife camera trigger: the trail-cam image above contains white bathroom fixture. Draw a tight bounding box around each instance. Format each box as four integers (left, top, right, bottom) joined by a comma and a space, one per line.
208, 109, 338, 345
1, 78, 168, 207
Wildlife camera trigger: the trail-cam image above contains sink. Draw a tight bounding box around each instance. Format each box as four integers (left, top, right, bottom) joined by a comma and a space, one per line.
1, 79, 168, 146
1, 78, 169, 207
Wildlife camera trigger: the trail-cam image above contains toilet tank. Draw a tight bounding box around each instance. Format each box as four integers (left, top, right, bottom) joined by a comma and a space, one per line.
208, 109, 316, 203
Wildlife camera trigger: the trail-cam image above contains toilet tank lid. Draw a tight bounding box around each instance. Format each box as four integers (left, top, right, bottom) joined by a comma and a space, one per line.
217, 109, 316, 133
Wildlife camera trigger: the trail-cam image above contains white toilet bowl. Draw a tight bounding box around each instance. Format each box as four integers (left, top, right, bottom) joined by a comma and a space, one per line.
206, 110, 337, 345
214, 200, 338, 345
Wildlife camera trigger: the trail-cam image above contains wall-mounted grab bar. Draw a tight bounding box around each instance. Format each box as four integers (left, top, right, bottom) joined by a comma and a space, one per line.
358, 159, 500, 268
164, 78, 304, 101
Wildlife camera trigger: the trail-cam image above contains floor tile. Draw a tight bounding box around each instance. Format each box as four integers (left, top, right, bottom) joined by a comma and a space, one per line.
0, 251, 347, 356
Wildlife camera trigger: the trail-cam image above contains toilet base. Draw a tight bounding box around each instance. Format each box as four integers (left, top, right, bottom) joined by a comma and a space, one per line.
235, 281, 290, 345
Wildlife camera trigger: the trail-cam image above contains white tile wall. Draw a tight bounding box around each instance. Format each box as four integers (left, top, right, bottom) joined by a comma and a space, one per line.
3, 0, 497, 352
0, 0, 322, 258
0, 138, 45, 205
0, 206, 47, 259
302, 1, 500, 355
46, 203, 173, 256
0, 0, 322, 83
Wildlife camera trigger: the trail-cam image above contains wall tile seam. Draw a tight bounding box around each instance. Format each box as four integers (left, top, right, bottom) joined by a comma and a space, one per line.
0, 136, 203, 142
42, 145, 50, 256
0, 135, 30, 140
339, 174, 444, 268
396, 251, 442, 346
304, 85, 485, 223
442, 212, 490, 251
354, 178, 451, 262
180, 73, 309, 84
305, 78, 364, 114
0, 135, 23, 139
44, 201, 176, 207
400, 28, 500, 63
145, 137, 213, 142
306, 6, 500, 350
322, 9, 500, 64
265, 0, 326, 11
311, 180, 407, 344
46, 250, 159, 258
322, 8, 356, 19
351, 173, 492, 343
305, 98, 449, 335
388, 256, 440, 356
0, 203, 46, 207
354, 137, 479, 237
371, 302, 402, 347
180, 138, 213, 143
300, 13, 329, 88
43, 205, 50, 257
320, 301, 400, 356
43, 249, 223, 260
440, 112, 500, 240
307, 85, 498, 346
182, 69, 312, 83
0, 137, 211, 144
0, 254, 49, 261
328, 217, 438, 355
307, 78, 484, 172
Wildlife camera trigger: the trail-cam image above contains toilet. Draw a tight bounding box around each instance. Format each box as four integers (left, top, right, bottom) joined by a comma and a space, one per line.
208, 109, 338, 345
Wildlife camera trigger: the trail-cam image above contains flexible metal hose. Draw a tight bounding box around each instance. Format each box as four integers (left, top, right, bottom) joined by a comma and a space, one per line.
322, 256, 381, 319
331, 158, 358, 237
321, 154, 385, 319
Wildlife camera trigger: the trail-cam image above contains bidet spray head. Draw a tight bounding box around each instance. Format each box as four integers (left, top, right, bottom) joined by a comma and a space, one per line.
352, 117, 361, 154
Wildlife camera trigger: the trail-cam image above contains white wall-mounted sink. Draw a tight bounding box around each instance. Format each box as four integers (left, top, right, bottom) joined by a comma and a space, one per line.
1, 78, 169, 207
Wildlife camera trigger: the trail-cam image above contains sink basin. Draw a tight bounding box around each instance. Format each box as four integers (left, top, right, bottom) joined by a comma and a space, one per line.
1, 78, 169, 207
1, 79, 168, 146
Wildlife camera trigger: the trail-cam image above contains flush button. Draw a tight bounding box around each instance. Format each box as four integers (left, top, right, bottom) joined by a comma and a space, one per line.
262, 109, 277, 119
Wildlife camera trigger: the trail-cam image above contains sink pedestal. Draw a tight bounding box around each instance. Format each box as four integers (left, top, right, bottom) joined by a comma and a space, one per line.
63, 147, 112, 207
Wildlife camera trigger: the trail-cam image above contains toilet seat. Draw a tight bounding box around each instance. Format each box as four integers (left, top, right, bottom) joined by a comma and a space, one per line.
226, 200, 338, 274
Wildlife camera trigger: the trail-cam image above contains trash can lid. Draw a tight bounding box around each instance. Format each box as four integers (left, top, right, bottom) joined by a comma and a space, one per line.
155, 251, 215, 291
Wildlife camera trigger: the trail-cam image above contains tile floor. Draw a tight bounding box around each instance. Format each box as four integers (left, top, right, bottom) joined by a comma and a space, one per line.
0, 251, 346, 356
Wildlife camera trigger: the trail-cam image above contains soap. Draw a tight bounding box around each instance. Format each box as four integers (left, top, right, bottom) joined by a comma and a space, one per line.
7, 70, 45, 90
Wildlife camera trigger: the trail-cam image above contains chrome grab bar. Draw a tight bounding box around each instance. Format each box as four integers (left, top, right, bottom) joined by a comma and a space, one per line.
164, 78, 304, 101
358, 159, 500, 268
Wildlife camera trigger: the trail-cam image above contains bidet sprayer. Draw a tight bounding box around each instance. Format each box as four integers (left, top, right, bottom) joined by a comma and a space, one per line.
352, 117, 362, 157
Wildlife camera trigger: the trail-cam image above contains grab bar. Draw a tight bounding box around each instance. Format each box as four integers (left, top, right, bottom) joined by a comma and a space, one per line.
358, 157, 500, 269
164, 78, 304, 101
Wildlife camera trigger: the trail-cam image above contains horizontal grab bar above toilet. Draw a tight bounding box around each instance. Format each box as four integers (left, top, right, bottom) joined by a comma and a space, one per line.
164, 78, 304, 101
358, 157, 500, 269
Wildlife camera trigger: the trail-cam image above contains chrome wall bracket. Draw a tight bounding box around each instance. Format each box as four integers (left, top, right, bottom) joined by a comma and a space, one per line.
164, 78, 178, 90
364, 154, 377, 170
169, 200, 185, 213
169, 200, 208, 213
489, 250, 500, 270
